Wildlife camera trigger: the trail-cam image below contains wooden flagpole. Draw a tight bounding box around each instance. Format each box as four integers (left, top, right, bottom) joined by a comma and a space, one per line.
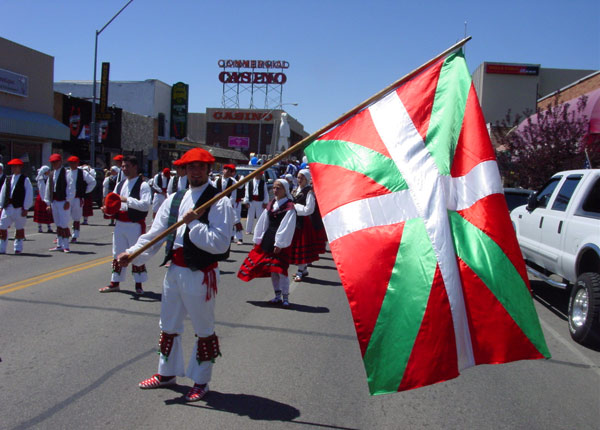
127, 36, 472, 261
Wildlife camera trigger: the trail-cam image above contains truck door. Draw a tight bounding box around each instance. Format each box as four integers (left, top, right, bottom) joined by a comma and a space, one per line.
537, 174, 583, 270
516, 176, 562, 266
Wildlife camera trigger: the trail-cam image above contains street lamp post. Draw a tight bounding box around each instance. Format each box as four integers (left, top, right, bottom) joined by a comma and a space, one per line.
90, 0, 134, 167
257, 103, 298, 156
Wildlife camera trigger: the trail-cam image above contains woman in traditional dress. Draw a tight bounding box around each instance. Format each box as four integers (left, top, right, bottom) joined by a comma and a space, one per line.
33, 166, 53, 233
289, 169, 328, 282
237, 179, 297, 307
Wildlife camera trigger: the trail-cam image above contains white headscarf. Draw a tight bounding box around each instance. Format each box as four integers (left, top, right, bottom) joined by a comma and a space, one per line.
36, 165, 50, 181
274, 178, 293, 201
298, 168, 312, 184
110, 165, 120, 174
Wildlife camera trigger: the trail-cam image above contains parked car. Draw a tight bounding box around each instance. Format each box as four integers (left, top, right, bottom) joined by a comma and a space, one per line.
510, 169, 600, 347
504, 187, 534, 212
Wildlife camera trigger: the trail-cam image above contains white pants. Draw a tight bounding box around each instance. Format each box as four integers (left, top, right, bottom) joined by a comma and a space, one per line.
0, 206, 27, 230
158, 264, 219, 384
51, 200, 71, 249
70, 197, 84, 238
271, 273, 290, 296
0, 205, 26, 253
232, 201, 243, 241
51, 200, 70, 228
152, 193, 166, 214
245, 201, 264, 234
111, 220, 148, 283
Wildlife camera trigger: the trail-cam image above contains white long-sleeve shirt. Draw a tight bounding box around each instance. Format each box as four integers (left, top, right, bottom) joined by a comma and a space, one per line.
70, 167, 96, 195
117, 177, 152, 213
253, 197, 297, 249
0, 174, 33, 210
102, 174, 118, 197
152, 173, 170, 193
44, 167, 75, 204
293, 188, 316, 216
126, 183, 234, 266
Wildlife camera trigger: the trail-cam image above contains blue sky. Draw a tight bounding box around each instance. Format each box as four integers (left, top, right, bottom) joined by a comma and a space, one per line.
2, 0, 599, 134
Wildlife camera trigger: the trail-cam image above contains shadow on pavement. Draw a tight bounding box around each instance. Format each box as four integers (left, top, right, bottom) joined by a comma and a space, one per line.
246, 300, 329, 313
530, 279, 569, 321
166, 390, 359, 429
228, 248, 250, 254
119, 290, 162, 302
166, 390, 300, 421
219, 270, 236, 275
300, 277, 342, 287
71, 241, 112, 246
6, 252, 52, 258
305, 264, 337, 271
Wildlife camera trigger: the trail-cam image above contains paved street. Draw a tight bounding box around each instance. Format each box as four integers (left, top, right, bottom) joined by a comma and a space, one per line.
1, 211, 599, 430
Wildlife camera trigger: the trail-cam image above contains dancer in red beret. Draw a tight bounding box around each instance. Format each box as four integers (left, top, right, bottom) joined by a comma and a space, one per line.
0, 159, 33, 254
117, 147, 234, 402
100, 155, 151, 295
66, 156, 96, 242
45, 153, 75, 253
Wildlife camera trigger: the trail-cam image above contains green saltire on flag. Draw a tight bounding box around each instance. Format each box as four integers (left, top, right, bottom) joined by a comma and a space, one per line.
306, 50, 550, 395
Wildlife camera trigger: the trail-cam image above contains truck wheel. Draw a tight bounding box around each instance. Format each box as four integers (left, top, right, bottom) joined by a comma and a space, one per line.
568, 272, 600, 347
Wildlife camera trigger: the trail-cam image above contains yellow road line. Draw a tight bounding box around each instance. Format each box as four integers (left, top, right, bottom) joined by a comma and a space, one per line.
0, 256, 113, 295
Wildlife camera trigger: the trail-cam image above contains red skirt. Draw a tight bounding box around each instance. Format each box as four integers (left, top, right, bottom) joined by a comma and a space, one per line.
289, 216, 327, 264
237, 244, 291, 281
33, 195, 53, 224
83, 196, 94, 217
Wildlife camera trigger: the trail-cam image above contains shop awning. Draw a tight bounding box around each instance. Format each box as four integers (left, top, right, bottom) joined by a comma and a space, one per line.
0, 105, 70, 141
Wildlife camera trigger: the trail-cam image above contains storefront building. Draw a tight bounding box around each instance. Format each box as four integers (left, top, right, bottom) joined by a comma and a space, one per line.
0, 37, 69, 176
472, 61, 596, 125
205, 108, 308, 162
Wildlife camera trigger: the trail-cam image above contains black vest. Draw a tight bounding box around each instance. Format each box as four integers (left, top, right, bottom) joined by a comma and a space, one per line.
261, 199, 295, 253
3, 175, 26, 208
107, 175, 117, 192
216, 177, 237, 199
115, 176, 148, 222
0, 174, 5, 191
246, 178, 265, 201
293, 185, 312, 229
293, 185, 325, 231
163, 184, 230, 270
75, 169, 87, 198
53, 168, 68, 201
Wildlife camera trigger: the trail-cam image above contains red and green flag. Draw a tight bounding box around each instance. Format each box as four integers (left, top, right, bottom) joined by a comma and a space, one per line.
305, 50, 550, 395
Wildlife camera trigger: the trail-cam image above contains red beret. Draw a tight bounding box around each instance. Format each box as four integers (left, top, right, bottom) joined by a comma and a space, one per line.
67, 155, 80, 163
179, 148, 215, 165
7, 158, 24, 166
113, 154, 124, 161
173, 159, 183, 166
49, 153, 62, 162
162, 167, 171, 175
223, 164, 236, 171
104, 192, 122, 216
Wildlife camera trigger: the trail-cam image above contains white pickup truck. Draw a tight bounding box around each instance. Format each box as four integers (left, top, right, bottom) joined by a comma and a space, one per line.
510, 169, 600, 347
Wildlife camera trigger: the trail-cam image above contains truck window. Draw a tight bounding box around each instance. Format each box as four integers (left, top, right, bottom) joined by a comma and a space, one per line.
536, 177, 561, 208
551, 175, 583, 211
582, 177, 600, 214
